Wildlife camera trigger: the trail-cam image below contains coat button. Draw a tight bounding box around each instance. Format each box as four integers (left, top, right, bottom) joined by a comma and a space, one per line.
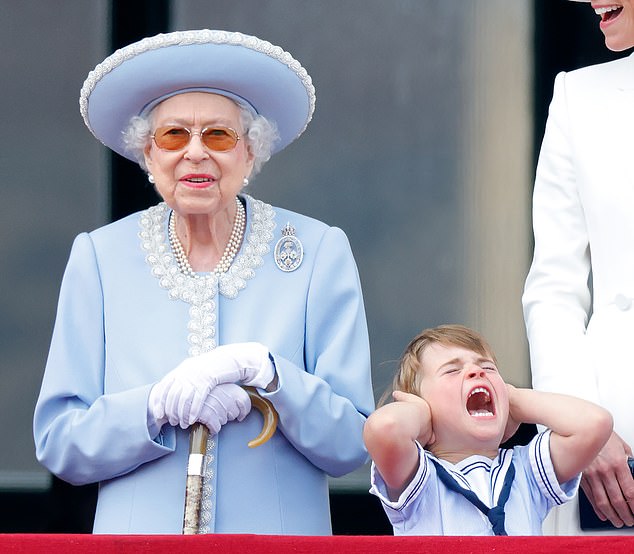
615, 294, 632, 311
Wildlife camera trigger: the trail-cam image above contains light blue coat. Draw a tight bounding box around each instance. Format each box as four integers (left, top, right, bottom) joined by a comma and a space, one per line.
33, 195, 374, 535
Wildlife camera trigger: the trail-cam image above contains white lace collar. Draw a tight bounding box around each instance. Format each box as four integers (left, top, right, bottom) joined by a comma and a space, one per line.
138, 194, 276, 356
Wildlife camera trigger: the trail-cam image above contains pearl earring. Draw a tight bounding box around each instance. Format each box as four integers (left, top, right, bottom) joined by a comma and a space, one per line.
242, 177, 249, 187
148, 174, 155, 184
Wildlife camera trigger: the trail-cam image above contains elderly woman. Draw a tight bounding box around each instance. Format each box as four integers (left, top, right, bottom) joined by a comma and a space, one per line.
523, 0, 634, 534
33, 30, 374, 535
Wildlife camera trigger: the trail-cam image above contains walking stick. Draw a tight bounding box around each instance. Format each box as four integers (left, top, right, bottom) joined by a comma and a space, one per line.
182, 387, 278, 534
182, 423, 208, 535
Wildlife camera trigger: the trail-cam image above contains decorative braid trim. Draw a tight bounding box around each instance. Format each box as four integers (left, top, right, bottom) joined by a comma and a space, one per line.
139, 194, 275, 356
80, 29, 315, 136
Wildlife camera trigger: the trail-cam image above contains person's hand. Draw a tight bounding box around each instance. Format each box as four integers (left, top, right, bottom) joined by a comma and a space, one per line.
392, 390, 435, 447
149, 343, 274, 427
149, 383, 251, 432
197, 383, 251, 434
580, 431, 634, 527
393, 390, 427, 405
502, 383, 521, 443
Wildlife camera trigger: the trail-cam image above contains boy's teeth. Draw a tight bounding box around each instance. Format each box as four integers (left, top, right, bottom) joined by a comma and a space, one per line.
467, 387, 493, 416
469, 387, 490, 399
470, 410, 494, 417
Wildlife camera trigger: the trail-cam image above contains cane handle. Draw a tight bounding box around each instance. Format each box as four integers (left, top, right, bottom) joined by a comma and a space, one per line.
244, 386, 278, 448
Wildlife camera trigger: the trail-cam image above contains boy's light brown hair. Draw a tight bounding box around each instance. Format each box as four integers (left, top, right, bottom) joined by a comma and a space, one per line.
382, 324, 497, 405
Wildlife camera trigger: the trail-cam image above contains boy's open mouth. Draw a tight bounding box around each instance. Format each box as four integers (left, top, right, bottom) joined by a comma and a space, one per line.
466, 386, 495, 417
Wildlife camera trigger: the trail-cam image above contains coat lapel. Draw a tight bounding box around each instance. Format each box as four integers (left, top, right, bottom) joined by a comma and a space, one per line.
613, 54, 634, 189
616, 52, 634, 91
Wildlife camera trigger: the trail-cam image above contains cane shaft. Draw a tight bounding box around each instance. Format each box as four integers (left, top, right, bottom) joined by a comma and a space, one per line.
182, 423, 209, 535
182, 474, 204, 534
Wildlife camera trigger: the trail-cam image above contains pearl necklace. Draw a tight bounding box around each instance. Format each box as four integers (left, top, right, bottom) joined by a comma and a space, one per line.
168, 197, 246, 278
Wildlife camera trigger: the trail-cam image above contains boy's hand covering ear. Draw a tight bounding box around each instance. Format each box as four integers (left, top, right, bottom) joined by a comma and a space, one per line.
502, 383, 521, 443
392, 390, 422, 403
393, 390, 436, 447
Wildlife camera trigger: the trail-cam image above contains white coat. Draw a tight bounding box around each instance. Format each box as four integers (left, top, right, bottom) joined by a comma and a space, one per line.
523, 52, 634, 534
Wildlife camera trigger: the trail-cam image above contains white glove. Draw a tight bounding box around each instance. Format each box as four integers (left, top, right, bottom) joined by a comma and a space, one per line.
148, 383, 251, 432
198, 383, 251, 434
148, 342, 275, 427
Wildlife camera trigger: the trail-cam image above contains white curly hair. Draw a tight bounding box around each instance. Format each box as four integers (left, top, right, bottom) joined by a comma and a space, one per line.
121, 98, 279, 178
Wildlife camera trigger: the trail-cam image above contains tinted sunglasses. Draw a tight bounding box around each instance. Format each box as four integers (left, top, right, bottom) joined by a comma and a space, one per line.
151, 125, 241, 152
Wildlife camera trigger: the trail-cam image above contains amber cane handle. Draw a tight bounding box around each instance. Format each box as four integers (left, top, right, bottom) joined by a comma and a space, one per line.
182, 423, 209, 535
244, 387, 278, 448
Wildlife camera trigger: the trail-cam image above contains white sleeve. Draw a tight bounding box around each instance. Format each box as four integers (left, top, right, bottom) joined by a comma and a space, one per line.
522, 71, 598, 403
369, 441, 430, 513
527, 430, 580, 507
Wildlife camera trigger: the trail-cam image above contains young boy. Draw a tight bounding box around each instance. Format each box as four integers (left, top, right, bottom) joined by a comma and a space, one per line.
364, 324, 612, 535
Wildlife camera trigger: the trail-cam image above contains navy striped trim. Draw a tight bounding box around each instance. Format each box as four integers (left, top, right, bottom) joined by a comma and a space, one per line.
396, 443, 429, 511
490, 450, 511, 504
461, 460, 492, 474
533, 431, 563, 505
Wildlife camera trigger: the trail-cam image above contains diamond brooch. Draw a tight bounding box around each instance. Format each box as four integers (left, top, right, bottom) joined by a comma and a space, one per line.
274, 222, 303, 272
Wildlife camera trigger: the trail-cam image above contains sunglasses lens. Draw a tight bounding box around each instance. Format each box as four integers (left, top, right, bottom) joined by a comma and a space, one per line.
153, 127, 190, 150
152, 126, 239, 151
202, 127, 239, 151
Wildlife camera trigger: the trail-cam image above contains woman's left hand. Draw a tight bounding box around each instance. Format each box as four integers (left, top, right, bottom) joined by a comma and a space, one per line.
581, 431, 634, 527
197, 383, 252, 434
149, 342, 275, 427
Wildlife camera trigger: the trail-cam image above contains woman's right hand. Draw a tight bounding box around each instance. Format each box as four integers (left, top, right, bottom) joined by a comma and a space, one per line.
580, 431, 634, 527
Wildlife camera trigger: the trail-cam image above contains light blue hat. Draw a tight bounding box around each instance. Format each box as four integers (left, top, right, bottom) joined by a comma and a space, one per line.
79, 29, 316, 160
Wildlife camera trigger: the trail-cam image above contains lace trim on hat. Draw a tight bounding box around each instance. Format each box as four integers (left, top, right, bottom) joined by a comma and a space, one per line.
80, 29, 316, 135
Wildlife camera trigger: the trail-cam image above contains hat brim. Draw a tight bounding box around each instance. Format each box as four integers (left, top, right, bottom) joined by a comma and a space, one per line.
80, 30, 315, 160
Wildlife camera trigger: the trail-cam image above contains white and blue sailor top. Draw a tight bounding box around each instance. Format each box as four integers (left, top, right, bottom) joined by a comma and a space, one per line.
369, 430, 580, 535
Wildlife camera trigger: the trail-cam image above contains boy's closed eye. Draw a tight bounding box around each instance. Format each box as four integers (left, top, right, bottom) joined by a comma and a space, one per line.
442, 367, 460, 375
